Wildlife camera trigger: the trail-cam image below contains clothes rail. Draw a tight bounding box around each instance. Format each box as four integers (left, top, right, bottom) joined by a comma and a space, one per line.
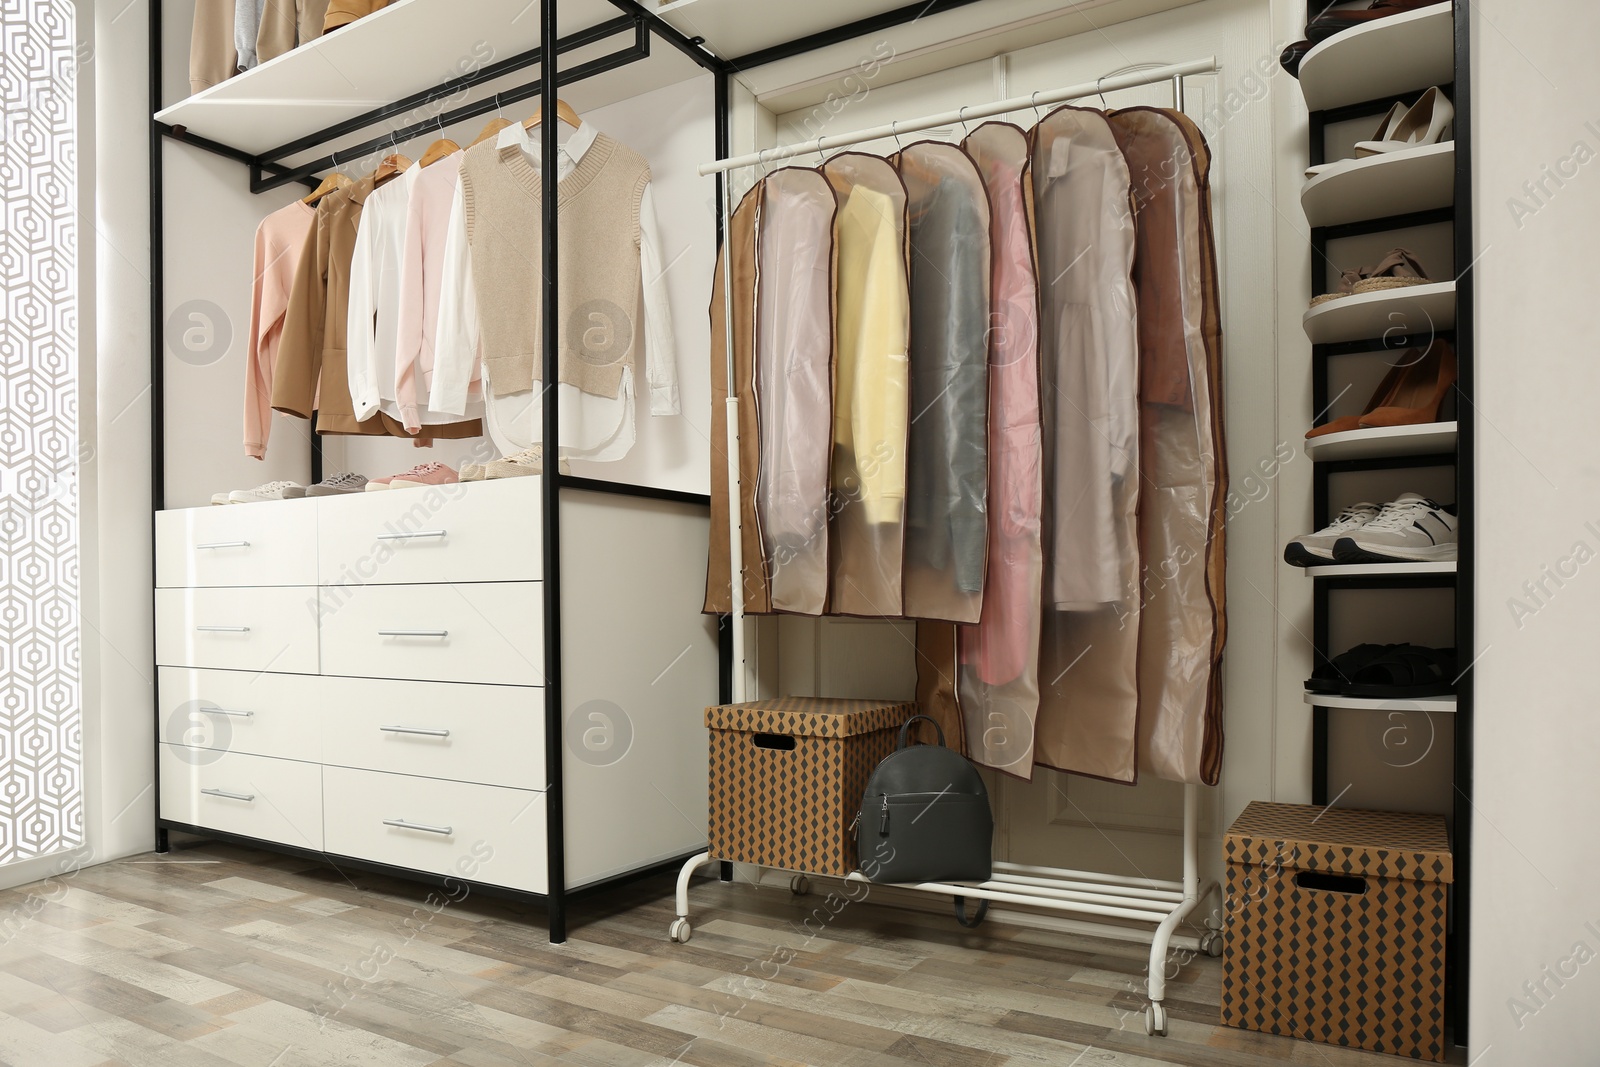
696, 56, 1217, 176
677, 64, 1223, 1038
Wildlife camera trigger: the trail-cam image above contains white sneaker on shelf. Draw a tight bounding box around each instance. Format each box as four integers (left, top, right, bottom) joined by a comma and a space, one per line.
227, 480, 304, 504
1283, 502, 1381, 567
1333, 493, 1458, 564
210, 492, 230, 506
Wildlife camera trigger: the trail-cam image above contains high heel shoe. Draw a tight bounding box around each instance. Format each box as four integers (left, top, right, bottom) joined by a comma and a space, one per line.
1305, 339, 1454, 438
1359, 339, 1456, 428
1305, 101, 1407, 178
1355, 86, 1453, 157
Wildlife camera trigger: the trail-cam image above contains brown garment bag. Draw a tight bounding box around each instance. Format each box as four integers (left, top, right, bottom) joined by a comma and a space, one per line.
704, 184, 772, 616
1108, 108, 1228, 785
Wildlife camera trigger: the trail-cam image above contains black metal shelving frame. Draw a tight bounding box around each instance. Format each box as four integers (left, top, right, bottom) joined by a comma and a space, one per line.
145, 0, 984, 944
1302, 0, 1474, 1046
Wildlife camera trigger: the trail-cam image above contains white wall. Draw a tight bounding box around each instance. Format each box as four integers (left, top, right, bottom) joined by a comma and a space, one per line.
1469, 1, 1600, 1060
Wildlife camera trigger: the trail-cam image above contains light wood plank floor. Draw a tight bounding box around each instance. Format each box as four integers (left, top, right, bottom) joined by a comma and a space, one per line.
0, 843, 1459, 1066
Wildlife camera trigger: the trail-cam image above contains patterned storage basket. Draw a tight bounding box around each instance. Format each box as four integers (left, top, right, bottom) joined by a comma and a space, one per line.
1221, 801, 1453, 1061
705, 697, 915, 876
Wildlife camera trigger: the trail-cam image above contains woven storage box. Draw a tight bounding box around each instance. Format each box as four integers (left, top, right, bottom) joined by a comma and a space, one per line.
1221, 801, 1452, 1061
706, 697, 914, 876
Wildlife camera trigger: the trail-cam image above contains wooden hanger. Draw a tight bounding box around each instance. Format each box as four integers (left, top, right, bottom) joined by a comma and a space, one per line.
524, 98, 582, 131
301, 172, 352, 205
470, 117, 513, 147
370, 152, 413, 186
420, 138, 461, 167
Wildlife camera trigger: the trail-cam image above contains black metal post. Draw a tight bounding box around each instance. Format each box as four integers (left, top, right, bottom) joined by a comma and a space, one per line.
149, 0, 169, 857
540, 0, 568, 946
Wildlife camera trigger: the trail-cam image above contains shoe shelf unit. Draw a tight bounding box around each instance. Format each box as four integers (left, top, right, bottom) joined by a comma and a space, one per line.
1304, 420, 1457, 461
1301, 141, 1455, 227
1299, 0, 1473, 1046
1303, 692, 1457, 713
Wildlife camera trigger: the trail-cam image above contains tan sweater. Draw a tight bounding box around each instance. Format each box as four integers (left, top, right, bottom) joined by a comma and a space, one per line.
458, 131, 650, 399
189, 0, 237, 95
256, 0, 330, 63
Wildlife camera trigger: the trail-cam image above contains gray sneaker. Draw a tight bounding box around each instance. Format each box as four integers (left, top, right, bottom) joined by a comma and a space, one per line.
228, 480, 304, 504
1284, 502, 1381, 566
1333, 493, 1458, 564
305, 471, 370, 497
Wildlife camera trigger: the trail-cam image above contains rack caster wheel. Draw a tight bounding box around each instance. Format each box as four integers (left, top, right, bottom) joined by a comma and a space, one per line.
789, 875, 810, 896
1199, 930, 1223, 958
669, 918, 692, 944
1144, 1002, 1167, 1037
953, 896, 989, 928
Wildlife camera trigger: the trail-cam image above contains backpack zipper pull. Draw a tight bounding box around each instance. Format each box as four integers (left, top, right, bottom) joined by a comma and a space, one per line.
879, 794, 890, 836
848, 810, 861, 840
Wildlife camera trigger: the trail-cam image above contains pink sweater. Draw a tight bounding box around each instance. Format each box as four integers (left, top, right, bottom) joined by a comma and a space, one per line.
395, 151, 477, 433
244, 199, 316, 459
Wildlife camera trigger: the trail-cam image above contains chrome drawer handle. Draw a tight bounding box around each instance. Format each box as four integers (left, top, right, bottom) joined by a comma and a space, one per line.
380, 725, 451, 738
204, 707, 254, 718
383, 818, 453, 836
196, 541, 251, 550
377, 530, 447, 540
201, 788, 255, 802
196, 625, 251, 633
378, 629, 448, 638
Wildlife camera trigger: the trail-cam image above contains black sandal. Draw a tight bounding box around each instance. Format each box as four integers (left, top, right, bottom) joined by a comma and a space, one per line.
1305, 643, 1394, 694
1344, 646, 1456, 698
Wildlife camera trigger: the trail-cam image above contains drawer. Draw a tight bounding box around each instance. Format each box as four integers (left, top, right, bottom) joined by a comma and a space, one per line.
156, 587, 319, 674
319, 582, 543, 686
322, 767, 546, 893
158, 667, 323, 761
156, 501, 317, 588
318, 676, 545, 790
316, 478, 541, 586
159, 746, 323, 851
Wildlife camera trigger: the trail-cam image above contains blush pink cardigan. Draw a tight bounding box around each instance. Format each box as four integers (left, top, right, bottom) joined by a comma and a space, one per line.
244, 199, 316, 459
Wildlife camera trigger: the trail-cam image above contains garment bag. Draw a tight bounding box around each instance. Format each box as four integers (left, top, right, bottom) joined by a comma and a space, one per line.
895, 142, 992, 624
756, 169, 837, 615
955, 122, 1045, 774
821, 154, 911, 617
1030, 107, 1144, 783
704, 183, 773, 615
1108, 108, 1227, 786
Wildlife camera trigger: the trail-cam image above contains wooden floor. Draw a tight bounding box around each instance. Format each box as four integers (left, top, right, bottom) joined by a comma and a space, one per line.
0, 843, 1451, 1067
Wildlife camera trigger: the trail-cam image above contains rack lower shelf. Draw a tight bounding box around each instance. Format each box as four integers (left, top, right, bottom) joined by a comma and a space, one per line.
1304, 421, 1458, 462
1303, 281, 1457, 345
1304, 691, 1457, 712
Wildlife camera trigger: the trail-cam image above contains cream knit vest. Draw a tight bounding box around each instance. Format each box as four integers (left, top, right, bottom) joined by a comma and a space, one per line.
459, 132, 650, 399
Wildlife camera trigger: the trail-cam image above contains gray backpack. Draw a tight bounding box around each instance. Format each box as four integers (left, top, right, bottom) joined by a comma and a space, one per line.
856, 715, 993, 883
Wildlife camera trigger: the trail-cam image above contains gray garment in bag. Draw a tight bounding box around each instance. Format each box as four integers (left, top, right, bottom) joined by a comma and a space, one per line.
235, 0, 266, 69
901, 148, 991, 621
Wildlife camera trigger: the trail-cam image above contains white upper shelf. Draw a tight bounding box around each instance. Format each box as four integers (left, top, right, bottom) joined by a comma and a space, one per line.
1298, 3, 1455, 113
155, 0, 700, 158
1303, 691, 1457, 713
1302, 281, 1456, 345
1302, 142, 1455, 229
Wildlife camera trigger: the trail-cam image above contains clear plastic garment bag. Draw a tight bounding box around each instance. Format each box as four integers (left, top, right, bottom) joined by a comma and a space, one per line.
894, 141, 992, 624
1108, 108, 1227, 786
821, 153, 911, 618
955, 122, 1045, 774
1031, 106, 1144, 783
755, 169, 837, 616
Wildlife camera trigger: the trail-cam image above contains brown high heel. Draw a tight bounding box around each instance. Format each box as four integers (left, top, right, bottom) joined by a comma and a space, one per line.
1360, 339, 1456, 428
1306, 357, 1408, 438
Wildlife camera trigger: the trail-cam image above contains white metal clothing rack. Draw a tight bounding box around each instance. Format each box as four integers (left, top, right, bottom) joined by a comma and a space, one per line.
675, 57, 1223, 1039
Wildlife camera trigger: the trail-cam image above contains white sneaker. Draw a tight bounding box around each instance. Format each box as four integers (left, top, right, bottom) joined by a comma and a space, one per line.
210, 492, 230, 506
228, 480, 304, 504
1333, 493, 1458, 564
1284, 502, 1381, 567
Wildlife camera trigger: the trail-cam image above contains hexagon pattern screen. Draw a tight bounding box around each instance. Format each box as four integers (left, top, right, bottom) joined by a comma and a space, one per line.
0, 0, 82, 862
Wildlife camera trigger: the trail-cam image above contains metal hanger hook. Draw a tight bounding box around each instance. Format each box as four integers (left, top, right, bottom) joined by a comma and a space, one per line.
958, 106, 970, 138
1097, 75, 1109, 110
813, 136, 826, 166
891, 120, 902, 151
1030, 91, 1043, 123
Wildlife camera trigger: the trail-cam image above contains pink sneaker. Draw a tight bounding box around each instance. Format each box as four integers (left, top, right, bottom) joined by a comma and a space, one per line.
385, 462, 459, 489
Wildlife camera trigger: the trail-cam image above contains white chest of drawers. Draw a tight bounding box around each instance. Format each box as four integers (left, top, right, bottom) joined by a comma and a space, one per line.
154, 477, 716, 923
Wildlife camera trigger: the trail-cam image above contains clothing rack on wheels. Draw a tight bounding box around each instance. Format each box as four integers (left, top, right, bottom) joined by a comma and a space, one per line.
670, 57, 1222, 1040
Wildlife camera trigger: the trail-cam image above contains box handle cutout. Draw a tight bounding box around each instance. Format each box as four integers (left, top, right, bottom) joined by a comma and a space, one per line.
752, 733, 796, 751
1294, 871, 1368, 895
